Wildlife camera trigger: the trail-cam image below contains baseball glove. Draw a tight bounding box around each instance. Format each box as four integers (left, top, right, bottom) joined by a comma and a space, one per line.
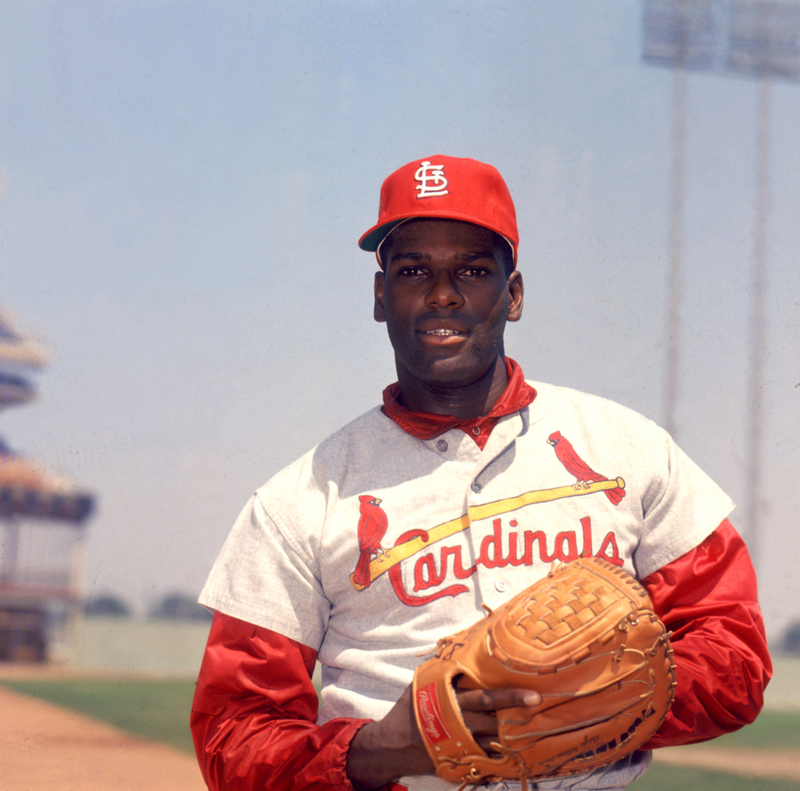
412, 556, 676, 790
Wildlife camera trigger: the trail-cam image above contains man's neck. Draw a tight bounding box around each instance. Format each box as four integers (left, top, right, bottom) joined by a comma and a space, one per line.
394, 355, 509, 419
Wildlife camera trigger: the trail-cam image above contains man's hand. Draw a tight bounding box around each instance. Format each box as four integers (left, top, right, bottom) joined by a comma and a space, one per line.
346, 684, 541, 790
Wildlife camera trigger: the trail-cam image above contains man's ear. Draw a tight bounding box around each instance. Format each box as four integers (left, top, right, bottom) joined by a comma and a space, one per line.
507, 270, 524, 322
374, 270, 386, 322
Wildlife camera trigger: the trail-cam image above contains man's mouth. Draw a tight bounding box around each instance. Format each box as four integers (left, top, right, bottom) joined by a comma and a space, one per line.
423, 329, 464, 336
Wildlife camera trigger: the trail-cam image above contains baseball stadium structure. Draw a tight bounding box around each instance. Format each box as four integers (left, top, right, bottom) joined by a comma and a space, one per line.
0, 312, 93, 662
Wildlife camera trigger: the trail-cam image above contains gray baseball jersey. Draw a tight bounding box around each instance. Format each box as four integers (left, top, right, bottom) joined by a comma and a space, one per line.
200, 380, 733, 790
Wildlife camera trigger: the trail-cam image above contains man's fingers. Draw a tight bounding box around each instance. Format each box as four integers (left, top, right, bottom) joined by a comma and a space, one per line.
456, 687, 540, 753
456, 686, 541, 714
456, 686, 541, 741
461, 710, 499, 736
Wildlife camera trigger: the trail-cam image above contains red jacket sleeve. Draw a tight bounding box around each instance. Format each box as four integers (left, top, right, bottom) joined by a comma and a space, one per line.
640, 519, 772, 748
191, 611, 380, 791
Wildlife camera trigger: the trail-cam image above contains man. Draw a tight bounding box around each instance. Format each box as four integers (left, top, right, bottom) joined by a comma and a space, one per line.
191, 156, 771, 791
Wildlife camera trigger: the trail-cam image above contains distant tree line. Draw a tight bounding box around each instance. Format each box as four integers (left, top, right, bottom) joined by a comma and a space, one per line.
784, 620, 800, 656
84, 594, 132, 617
149, 592, 213, 621
84, 592, 212, 621
83, 592, 800, 647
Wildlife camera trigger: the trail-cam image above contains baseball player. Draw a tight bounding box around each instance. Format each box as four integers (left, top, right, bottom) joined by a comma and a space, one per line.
191, 156, 771, 791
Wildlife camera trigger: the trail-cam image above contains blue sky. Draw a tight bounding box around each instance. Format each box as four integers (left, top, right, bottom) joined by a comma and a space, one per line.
0, 1, 797, 640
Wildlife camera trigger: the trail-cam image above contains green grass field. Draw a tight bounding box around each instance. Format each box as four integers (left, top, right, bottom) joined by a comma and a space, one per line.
2, 677, 798, 790
628, 709, 800, 790
628, 763, 800, 791
0, 678, 198, 754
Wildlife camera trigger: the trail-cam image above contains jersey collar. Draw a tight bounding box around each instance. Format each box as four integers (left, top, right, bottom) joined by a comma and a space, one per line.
381, 357, 536, 449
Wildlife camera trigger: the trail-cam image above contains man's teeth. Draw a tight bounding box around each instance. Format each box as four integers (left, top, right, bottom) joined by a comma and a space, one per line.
425, 329, 463, 336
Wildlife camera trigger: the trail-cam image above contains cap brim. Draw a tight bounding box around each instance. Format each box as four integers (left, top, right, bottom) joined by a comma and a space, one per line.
358, 219, 410, 252
359, 210, 517, 255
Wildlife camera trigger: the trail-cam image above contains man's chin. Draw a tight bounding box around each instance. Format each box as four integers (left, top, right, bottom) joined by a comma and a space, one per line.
415, 357, 498, 391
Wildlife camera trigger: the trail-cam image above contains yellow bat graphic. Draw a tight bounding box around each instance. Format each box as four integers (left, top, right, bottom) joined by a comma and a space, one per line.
350, 478, 625, 591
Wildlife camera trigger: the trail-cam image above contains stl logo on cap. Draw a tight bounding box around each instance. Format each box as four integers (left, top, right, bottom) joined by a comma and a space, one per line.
358, 155, 519, 268
414, 161, 449, 199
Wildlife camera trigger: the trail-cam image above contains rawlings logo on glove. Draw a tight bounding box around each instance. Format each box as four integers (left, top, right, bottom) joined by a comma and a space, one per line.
412, 556, 676, 789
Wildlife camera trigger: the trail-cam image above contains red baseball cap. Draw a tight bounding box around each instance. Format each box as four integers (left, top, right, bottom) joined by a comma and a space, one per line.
358, 155, 519, 268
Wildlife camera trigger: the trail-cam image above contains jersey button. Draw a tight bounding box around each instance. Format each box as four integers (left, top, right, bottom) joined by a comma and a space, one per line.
436, 439, 448, 452
471, 426, 481, 435
495, 580, 508, 593
471, 482, 482, 493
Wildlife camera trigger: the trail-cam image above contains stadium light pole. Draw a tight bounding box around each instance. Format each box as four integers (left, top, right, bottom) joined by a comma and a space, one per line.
642, 0, 719, 441
643, 0, 800, 574
725, 0, 800, 573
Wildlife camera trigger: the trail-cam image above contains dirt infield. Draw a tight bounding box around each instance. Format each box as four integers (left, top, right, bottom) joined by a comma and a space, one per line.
2, 667, 799, 789
653, 744, 800, 782
0, 685, 206, 791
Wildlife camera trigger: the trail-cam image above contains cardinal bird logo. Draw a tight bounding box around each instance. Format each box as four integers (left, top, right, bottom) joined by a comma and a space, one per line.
352, 494, 389, 589
547, 431, 625, 506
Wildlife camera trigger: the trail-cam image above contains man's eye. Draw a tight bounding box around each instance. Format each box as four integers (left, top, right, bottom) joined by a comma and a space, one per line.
399, 266, 425, 277
463, 267, 488, 277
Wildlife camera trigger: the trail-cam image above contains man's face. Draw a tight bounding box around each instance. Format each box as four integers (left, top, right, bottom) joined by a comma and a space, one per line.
374, 218, 523, 391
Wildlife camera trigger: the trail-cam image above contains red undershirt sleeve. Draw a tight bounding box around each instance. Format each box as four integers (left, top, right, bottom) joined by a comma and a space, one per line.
191, 612, 409, 791
639, 519, 772, 749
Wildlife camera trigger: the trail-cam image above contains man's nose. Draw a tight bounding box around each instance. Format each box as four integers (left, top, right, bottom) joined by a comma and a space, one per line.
426, 269, 464, 309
